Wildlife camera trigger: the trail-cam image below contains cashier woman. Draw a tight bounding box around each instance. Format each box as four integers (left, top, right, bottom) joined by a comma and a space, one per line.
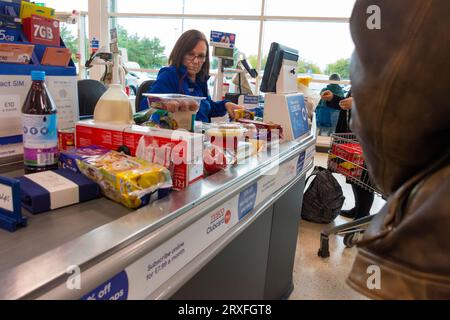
140, 29, 244, 122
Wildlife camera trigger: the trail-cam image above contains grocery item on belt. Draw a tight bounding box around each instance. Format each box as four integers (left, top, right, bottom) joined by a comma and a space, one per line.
76, 150, 172, 209
59, 145, 110, 173
17, 168, 101, 214
143, 94, 205, 131
235, 119, 283, 145
234, 109, 255, 121
203, 142, 234, 175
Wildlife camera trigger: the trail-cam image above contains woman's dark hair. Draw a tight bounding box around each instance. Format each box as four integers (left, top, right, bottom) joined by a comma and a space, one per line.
169, 29, 210, 81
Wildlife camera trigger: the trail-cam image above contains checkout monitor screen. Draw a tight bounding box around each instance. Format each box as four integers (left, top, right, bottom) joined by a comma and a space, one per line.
260, 42, 299, 93
213, 46, 234, 59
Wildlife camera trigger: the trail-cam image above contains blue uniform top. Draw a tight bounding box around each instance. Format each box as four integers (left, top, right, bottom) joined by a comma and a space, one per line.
140, 65, 228, 122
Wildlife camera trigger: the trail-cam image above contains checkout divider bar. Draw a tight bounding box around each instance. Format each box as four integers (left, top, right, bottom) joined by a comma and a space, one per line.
0, 125, 316, 300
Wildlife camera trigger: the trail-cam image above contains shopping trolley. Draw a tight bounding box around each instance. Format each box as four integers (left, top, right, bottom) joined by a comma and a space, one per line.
317, 133, 385, 258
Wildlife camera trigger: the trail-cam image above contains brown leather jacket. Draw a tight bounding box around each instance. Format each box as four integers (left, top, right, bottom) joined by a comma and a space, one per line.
347, 0, 450, 299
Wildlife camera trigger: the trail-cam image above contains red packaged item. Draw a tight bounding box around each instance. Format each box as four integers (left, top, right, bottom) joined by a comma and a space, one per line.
331, 143, 364, 166
203, 143, 234, 175
22, 14, 60, 47
58, 128, 75, 151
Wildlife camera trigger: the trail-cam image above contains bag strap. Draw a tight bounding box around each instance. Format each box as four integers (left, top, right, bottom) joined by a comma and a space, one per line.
304, 166, 327, 185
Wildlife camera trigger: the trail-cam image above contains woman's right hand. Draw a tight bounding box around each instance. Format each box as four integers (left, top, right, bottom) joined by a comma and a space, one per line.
321, 90, 334, 101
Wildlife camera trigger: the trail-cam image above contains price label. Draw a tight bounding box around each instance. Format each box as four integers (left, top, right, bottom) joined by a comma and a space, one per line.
0, 95, 20, 117
0, 183, 13, 212
26, 15, 60, 46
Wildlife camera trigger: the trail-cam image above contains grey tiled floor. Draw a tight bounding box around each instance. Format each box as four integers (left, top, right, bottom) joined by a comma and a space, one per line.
288, 153, 386, 300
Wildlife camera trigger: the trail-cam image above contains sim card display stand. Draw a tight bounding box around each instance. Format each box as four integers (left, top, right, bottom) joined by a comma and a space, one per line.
0, 5, 78, 163
262, 43, 310, 142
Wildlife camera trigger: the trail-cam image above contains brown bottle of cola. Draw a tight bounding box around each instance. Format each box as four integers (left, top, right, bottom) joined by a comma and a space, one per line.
21, 71, 58, 173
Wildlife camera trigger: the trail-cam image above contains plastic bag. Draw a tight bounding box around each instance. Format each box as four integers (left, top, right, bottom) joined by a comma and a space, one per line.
297, 83, 320, 119
76, 149, 172, 209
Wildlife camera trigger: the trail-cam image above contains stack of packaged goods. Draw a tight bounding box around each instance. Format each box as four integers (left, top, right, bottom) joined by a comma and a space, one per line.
328, 143, 364, 178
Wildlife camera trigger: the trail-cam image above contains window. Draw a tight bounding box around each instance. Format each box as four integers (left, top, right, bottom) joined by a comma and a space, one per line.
113, 0, 184, 14
183, 0, 262, 15
265, 0, 356, 18
262, 21, 354, 80
42, 0, 88, 12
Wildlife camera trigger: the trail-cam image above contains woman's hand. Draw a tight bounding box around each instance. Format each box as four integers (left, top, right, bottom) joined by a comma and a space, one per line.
339, 97, 353, 110
225, 102, 244, 119
321, 90, 334, 101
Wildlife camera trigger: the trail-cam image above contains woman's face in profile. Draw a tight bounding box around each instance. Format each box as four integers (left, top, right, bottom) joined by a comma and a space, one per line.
183, 40, 207, 79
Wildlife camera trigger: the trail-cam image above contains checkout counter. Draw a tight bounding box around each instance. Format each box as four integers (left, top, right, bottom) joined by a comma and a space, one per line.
0, 121, 316, 300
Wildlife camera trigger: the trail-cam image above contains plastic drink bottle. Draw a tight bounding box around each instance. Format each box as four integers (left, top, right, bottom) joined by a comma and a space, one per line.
21, 71, 58, 173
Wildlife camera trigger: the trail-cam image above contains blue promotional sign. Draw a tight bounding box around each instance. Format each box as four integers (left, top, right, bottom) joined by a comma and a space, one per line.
243, 95, 258, 105
0, 176, 27, 232
238, 183, 257, 220
286, 95, 309, 139
210, 30, 236, 48
81, 271, 129, 300
90, 37, 99, 50
296, 151, 306, 176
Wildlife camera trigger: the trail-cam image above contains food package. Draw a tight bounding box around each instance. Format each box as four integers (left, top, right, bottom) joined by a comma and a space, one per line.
234, 109, 255, 121
143, 94, 204, 131
59, 145, 110, 173
135, 129, 204, 190
236, 119, 283, 147
328, 143, 365, 179
203, 142, 235, 175
205, 122, 247, 153
331, 143, 364, 166
75, 149, 172, 209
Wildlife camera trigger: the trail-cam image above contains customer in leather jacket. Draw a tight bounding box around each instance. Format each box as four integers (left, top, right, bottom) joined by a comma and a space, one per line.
346, 0, 450, 299
321, 89, 374, 220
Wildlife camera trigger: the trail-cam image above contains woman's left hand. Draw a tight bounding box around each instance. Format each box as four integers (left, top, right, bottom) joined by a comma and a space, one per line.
339, 97, 353, 110
225, 102, 245, 119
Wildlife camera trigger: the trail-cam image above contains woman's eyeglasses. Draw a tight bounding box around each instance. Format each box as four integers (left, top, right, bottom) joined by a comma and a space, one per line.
185, 52, 207, 63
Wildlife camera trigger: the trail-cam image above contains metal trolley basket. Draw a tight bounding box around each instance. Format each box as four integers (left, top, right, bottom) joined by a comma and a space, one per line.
318, 133, 385, 258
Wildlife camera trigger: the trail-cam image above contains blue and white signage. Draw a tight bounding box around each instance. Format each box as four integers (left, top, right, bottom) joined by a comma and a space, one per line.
238, 183, 257, 220
81, 271, 129, 300
296, 151, 306, 176
210, 31, 236, 48
0, 176, 27, 232
286, 95, 309, 140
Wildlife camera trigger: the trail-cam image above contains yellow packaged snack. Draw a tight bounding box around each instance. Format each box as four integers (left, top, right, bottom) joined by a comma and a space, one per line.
76, 150, 172, 209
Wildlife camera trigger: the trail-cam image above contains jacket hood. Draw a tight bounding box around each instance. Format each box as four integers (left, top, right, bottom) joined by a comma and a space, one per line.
349, 0, 450, 195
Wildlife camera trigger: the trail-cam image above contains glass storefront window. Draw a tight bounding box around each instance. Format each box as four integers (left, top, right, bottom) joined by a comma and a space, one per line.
42, 0, 88, 12
265, 0, 356, 18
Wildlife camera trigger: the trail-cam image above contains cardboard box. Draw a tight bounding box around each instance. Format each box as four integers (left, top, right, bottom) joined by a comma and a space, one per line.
75, 120, 204, 190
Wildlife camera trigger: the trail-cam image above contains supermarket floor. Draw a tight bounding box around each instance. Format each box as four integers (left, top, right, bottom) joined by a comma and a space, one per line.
288, 152, 386, 300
